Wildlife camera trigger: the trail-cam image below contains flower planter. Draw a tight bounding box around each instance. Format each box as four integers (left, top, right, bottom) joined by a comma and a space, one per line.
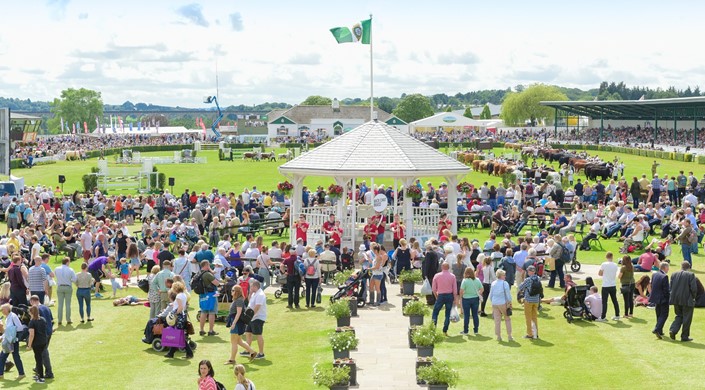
417, 346, 434, 357
402, 281, 416, 295
425, 295, 436, 305
408, 327, 417, 349
333, 349, 350, 359
333, 361, 357, 386
329, 385, 349, 390
428, 385, 448, 390
348, 298, 358, 317
402, 296, 417, 308
336, 316, 351, 327
335, 327, 355, 337
409, 314, 424, 326
416, 360, 433, 385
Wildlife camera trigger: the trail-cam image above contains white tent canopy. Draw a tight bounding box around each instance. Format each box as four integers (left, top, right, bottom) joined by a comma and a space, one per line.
279, 120, 469, 246
90, 126, 203, 137
409, 112, 497, 132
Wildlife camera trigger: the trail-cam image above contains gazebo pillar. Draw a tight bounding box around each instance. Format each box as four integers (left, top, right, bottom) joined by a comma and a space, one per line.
334, 176, 348, 242
290, 174, 305, 245
402, 178, 415, 238
445, 175, 462, 235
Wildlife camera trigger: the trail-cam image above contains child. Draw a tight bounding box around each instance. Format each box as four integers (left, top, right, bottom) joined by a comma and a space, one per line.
113, 295, 147, 306
119, 258, 130, 288
108, 271, 122, 298
213, 258, 225, 282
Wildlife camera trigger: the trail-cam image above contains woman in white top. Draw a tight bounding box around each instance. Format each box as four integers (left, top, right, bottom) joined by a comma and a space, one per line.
164, 282, 193, 359
234, 364, 255, 390
0, 303, 26, 378
303, 249, 321, 308
256, 246, 273, 290
479, 254, 496, 317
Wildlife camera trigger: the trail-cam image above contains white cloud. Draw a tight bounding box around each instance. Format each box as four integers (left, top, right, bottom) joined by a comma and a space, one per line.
176, 3, 209, 27
229, 12, 244, 32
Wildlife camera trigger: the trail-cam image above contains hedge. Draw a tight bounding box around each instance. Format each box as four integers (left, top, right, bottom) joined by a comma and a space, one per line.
551, 143, 700, 164
698, 155, 705, 164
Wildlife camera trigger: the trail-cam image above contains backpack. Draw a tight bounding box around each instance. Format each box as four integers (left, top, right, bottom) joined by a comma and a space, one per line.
295, 259, 305, 277
528, 275, 543, 296
239, 277, 250, 299
305, 259, 317, 276
525, 183, 534, 195
190, 271, 206, 295
7, 204, 15, 214
215, 381, 226, 390
688, 228, 698, 245
557, 243, 571, 263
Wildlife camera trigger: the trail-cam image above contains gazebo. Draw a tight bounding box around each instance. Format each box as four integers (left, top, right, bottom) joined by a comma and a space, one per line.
278, 120, 470, 246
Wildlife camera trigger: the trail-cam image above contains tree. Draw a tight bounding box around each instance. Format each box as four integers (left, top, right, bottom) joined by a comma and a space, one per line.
376, 96, 396, 114
393, 94, 434, 123
301, 95, 332, 106
500, 84, 568, 126
445, 105, 453, 112
48, 88, 103, 133
463, 106, 474, 119
479, 104, 492, 119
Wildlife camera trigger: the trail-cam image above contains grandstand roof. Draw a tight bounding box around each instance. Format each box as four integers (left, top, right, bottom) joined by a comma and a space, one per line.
541, 96, 705, 120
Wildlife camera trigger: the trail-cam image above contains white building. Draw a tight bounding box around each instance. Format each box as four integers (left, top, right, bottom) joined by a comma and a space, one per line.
266, 99, 406, 138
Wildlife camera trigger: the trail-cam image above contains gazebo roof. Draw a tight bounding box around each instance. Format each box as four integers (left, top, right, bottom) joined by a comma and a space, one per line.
279, 120, 470, 177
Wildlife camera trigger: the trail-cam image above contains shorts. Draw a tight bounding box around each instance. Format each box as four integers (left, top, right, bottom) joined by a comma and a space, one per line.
230, 322, 246, 335
90, 269, 104, 283
121, 273, 129, 281
7, 217, 17, 229
83, 250, 92, 261
130, 258, 140, 267
201, 309, 218, 315
245, 319, 265, 336
371, 273, 384, 281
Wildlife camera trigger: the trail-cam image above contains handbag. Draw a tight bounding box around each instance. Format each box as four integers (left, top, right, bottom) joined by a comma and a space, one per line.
620, 285, 631, 295
503, 283, 512, 316
420, 279, 433, 296
240, 307, 254, 325
316, 286, 322, 304
199, 292, 216, 312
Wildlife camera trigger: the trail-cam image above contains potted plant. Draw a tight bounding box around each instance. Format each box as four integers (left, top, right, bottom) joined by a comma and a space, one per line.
342, 297, 358, 317
398, 269, 423, 295
416, 356, 437, 385
417, 360, 459, 389
329, 330, 359, 359
408, 325, 420, 348
327, 300, 351, 327
335, 326, 355, 337
333, 358, 357, 386
277, 180, 294, 196
403, 300, 429, 326
333, 269, 353, 286
312, 363, 351, 390
412, 324, 443, 357
402, 295, 418, 309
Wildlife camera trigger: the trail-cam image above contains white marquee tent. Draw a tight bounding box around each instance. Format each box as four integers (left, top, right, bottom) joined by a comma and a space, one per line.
409, 112, 500, 132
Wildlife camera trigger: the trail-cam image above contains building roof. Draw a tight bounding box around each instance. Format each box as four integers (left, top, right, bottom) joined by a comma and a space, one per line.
279, 120, 469, 177
10, 112, 42, 120
267, 105, 391, 125
409, 112, 494, 128
541, 96, 705, 120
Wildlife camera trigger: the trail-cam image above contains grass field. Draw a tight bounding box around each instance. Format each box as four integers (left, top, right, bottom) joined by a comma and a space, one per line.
8, 145, 705, 389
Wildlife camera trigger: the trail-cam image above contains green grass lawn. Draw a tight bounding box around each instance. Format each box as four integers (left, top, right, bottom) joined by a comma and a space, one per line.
9, 144, 705, 388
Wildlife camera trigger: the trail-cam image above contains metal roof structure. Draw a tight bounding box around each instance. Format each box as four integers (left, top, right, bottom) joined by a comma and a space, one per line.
267, 105, 391, 125
540, 96, 705, 120
279, 120, 469, 177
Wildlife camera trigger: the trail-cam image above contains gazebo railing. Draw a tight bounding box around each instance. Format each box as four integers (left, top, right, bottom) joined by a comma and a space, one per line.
409, 207, 443, 238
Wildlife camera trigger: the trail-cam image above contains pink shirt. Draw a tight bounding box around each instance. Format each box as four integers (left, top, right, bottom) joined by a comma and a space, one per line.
432, 270, 458, 296
638, 252, 656, 269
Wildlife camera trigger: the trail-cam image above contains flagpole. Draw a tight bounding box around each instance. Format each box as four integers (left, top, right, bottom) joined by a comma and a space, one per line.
369, 13, 374, 120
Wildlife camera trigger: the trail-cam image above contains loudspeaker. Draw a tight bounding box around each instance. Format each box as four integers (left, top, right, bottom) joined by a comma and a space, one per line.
168, 177, 175, 187
58, 175, 66, 184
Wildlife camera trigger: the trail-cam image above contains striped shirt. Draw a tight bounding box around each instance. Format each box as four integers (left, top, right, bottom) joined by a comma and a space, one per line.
28, 265, 47, 292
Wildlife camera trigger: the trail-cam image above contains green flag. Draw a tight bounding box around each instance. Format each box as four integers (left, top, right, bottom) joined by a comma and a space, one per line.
330, 18, 371, 44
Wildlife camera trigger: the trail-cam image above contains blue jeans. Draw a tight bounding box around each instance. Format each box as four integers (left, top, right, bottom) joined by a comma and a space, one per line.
497, 196, 505, 208
461, 297, 480, 333
488, 199, 497, 211
682, 244, 692, 265
432, 293, 454, 333
0, 340, 24, 376
76, 287, 92, 319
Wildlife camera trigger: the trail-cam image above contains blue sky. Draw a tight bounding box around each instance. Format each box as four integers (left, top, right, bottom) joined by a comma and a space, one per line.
0, 0, 703, 106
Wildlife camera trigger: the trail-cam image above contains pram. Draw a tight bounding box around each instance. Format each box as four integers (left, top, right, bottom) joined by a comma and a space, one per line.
387, 250, 398, 284
493, 216, 512, 235
272, 268, 305, 299
563, 285, 594, 323
330, 269, 370, 308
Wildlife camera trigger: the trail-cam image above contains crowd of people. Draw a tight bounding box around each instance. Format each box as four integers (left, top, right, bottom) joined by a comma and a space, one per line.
556, 125, 704, 150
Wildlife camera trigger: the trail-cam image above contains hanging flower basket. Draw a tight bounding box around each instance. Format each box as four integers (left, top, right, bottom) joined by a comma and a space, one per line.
456, 181, 472, 194
406, 186, 422, 200
328, 184, 344, 200
277, 181, 294, 196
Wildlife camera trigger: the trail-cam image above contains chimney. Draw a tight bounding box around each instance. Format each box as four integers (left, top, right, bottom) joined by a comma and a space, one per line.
332, 98, 340, 112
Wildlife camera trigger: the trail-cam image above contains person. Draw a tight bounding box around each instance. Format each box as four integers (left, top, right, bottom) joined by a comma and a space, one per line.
488, 267, 513, 342
618, 256, 635, 318
26, 306, 48, 383
256, 247, 273, 290
649, 262, 670, 338
234, 364, 256, 390
518, 265, 541, 339
226, 285, 257, 365
546, 239, 565, 289
54, 257, 76, 326
393, 239, 412, 273
7, 255, 29, 307
368, 244, 385, 306
75, 262, 94, 322
303, 249, 321, 308
29, 295, 53, 380
0, 303, 25, 380
584, 286, 603, 319
634, 251, 657, 272
458, 267, 483, 335
677, 219, 696, 265
28, 256, 48, 304
280, 247, 301, 309
127, 242, 141, 281
668, 261, 697, 342
147, 266, 161, 319
173, 249, 191, 291
196, 260, 220, 336
155, 260, 174, 311
242, 280, 266, 360
479, 254, 495, 317
294, 214, 309, 246
87, 255, 115, 298
164, 282, 193, 359
597, 252, 620, 321
431, 262, 458, 336
197, 360, 218, 390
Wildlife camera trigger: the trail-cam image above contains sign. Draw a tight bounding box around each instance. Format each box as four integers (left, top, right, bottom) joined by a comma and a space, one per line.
373, 193, 388, 212
442, 116, 457, 123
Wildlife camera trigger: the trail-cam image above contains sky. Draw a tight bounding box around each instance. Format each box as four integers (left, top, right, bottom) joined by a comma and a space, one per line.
1, 0, 705, 107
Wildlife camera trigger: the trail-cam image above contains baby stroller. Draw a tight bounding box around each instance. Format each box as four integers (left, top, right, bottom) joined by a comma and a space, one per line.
386, 250, 398, 284
330, 269, 369, 308
148, 316, 198, 352
563, 285, 594, 323
272, 268, 305, 299
493, 217, 512, 235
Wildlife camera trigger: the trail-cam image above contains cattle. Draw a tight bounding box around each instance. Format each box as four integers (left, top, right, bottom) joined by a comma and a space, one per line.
585, 164, 612, 181
260, 152, 277, 162
278, 151, 293, 161
65, 151, 80, 161
504, 142, 523, 150
243, 152, 260, 161
472, 159, 482, 171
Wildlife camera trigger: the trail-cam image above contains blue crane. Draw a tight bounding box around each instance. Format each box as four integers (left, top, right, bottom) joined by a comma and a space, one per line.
203, 95, 223, 140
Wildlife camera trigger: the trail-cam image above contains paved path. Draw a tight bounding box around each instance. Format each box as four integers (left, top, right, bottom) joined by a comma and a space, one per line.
348, 284, 421, 390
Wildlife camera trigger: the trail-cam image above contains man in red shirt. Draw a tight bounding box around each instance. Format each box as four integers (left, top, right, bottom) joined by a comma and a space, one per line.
438, 212, 452, 237
389, 214, 405, 248
294, 214, 309, 246
279, 247, 301, 309
371, 212, 386, 245
330, 221, 343, 249
363, 220, 378, 243
322, 214, 336, 242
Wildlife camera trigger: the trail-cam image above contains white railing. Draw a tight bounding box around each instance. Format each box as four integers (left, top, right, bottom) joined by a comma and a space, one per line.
410, 207, 443, 238
300, 206, 335, 245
